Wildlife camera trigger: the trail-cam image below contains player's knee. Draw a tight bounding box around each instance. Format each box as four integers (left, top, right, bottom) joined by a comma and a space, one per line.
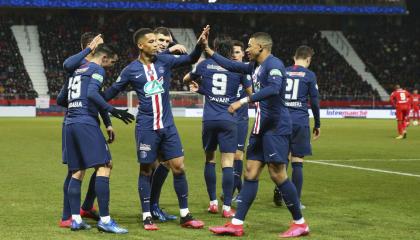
96, 165, 111, 177
221, 153, 234, 167
234, 150, 244, 160
205, 151, 216, 162
171, 164, 185, 176
71, 170, 85, 180
139, 163, 154, 176
291, 156, 304, 163
268, 164, 288, 184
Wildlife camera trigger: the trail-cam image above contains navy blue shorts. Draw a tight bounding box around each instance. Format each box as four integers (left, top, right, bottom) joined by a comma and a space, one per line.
135, 125, 184, 164
246, 133, 290, 164
236, 120, 249, 151
290, 124, 312, 157
62, 123, 67, 164
65, 123, 111, 171
202, 120, 237, 153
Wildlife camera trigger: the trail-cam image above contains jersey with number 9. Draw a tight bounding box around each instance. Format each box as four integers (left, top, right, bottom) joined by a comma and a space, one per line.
191, 58, 251, 122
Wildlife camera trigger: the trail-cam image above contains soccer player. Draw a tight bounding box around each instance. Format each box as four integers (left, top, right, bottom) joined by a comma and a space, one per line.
57, 33, 112, 228
184, 37, 252, 218
390, 85, 411, 139
148, 27, 188, 222
411, 89, 419, 125
203, 30, 309, 237
65, 44, 134, 233
102, 27, 209, 230
282, 45, 321, 209
231, 40, 251, 199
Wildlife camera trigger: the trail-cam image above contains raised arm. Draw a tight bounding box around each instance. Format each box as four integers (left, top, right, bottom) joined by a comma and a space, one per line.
63, 48, 91, 73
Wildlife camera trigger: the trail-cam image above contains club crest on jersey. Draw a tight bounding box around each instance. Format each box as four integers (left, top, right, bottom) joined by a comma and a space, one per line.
158, 66, 165, 74
144, 77, 164, 97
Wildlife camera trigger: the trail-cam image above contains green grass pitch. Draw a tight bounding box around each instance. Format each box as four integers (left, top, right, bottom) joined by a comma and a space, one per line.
0, 117, 420, 239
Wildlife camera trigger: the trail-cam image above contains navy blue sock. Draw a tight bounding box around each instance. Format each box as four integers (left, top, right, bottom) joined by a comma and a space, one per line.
204, 162, 216, 201
62, 172, 71, 220
278, 179, 302, 220
234, 179, 258, 221
222, 167, 234, 206
291, 162, 303, 200
68, 177, 82, 215
233, 160, 243, 193
95, 176, 110, 217
81, 171, 96, 211
173, 173, 188, 209
150, 164, 169, 206
138, 174, 151, 213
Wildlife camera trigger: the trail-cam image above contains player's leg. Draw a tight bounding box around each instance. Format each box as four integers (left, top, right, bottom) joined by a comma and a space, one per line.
266, 134, 309, 238
202, 121, 219, 213
59, 171, 72, 227
80, 170, 99, 221
64, 124, 90, 230
218, 121, 237, 218
162, 126, 204, 228
136, 127, 160, 230
403, 108, 409, 138
150, 156, 176, 222
395, 108, 404, 139
209, 134, 265, 236
233, 119, 248, 196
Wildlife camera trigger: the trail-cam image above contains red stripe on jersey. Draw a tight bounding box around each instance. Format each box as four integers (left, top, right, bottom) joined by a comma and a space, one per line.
253, 103, 260, 134
147, 64, 160, 129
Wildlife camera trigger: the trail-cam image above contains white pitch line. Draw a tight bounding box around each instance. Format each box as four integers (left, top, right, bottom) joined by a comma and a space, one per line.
312, 159, 420, 162
306, 160, 420, 178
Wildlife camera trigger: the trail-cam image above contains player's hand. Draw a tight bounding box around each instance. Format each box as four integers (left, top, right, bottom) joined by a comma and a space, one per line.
87, 34, 103, 52
110, 108, 135, 124
169, 44, 187, 54
228, 100, 243, 114
106, 126, 115, 143
197, 25, 210, 46
313, 127, 321, 140
189, 81, 199, 93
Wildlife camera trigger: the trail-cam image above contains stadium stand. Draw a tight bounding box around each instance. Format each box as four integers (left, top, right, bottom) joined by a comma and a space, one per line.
0, 18, 37, 99
345, 17, 420, 93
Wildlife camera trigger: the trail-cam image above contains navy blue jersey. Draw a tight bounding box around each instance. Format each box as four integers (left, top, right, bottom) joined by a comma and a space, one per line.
235, 74, 252, 121
211, 53, 291, 135
191, 58, 251, 123
65, 62, 113, 126
104, 45, 202, 130
285, 65, 320, 128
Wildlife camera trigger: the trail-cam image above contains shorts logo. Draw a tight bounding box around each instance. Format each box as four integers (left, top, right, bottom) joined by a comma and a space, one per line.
140, 151, 147, 159
139, 143, 151, 151
144, 77, 164, 97
269, 153, 277, 157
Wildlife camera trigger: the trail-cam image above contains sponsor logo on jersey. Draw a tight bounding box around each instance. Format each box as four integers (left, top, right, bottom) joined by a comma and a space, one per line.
269, 69, 282, 77
92, 73, 104, 83
144, 77, 164, 97
68, 101, 82, 108
75, 67, 89, 74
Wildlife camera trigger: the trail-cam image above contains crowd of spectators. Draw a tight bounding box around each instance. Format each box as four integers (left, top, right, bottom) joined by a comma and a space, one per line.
0, 19, 37, 99
345, 17, 420, 93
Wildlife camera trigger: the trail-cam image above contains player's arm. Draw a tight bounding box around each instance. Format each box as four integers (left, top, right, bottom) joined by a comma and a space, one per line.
389, 92, 396, 107
241, 74, 253, 96
63, 48, 91, 73
87, 69, 134, 124
309, 75, 321, 140
103, 68, 130, 101
56, 79, 69, 107
162, 44, 203, 68
98, 109, 115, 143
210, 53, 253, 75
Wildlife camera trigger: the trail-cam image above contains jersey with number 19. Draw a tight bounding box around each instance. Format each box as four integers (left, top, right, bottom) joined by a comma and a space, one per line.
64, 62, 112, 171
285, 65, 320, 157
191, 58, 251, 153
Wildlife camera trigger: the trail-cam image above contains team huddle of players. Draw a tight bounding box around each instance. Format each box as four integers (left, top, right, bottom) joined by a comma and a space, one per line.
390, 86, 420, 139
57, 25, 321, 238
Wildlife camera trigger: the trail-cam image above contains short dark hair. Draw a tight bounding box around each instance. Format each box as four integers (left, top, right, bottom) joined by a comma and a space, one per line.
232, 40, 244, 51
80, 32, 100, 49
93, 43, 117, 58
133, 28, 154, 45
154, 27, 171, 37
294, 45, 314, 60
250, 32, 273, 50
213, 36, 233, 59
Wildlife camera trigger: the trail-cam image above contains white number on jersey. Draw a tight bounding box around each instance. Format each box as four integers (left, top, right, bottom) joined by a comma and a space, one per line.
212, 73, 227, 95
285, 78, 300, 100
400, 92, 406, 101
68, 75, 82, 100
